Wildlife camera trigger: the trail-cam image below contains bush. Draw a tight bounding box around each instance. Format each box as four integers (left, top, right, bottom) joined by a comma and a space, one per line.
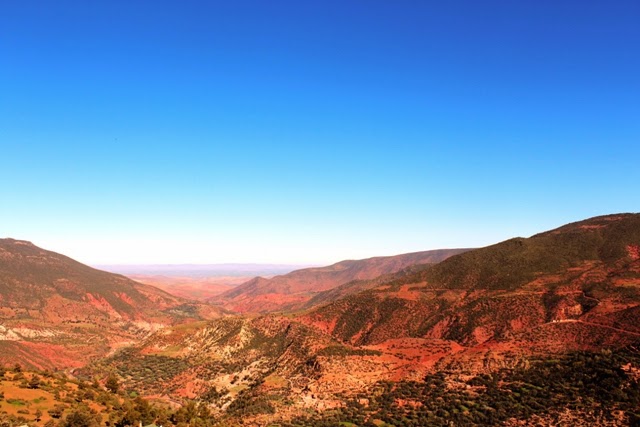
60, 409, 100, 427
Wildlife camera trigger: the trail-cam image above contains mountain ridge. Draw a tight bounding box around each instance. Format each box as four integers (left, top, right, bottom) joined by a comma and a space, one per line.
214, 248, 471, 313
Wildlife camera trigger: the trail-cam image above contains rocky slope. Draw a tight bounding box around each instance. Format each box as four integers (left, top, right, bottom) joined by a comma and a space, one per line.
214, 249, 469, 313
82, 314, 471, 424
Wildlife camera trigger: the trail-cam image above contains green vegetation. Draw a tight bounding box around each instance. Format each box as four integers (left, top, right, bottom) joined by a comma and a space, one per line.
226, 389, 276, 417
283, 348, 640, 426
98, 350, 190, 393
0, 367, 218, 427
424, 214, 640, 291
6, 398, 27, 406
317, 346, 381, 357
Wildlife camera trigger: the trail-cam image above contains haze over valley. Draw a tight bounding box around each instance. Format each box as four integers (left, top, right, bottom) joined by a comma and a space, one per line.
95, 265, 312, 301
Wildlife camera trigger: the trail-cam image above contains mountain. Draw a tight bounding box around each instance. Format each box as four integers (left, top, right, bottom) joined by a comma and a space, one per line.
301, 262, 434, 309
81, 313, 466, 425
301, 214, 640, 352
0, 239, 224, 369
214, 249, 470, 313
71, 214, 640, 426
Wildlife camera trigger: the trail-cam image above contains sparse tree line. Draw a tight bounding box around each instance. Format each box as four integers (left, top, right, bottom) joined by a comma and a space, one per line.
282, 348, 640, 427
0, 365, 217, 427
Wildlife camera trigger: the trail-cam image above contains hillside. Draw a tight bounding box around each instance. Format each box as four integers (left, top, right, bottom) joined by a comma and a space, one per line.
9, 341, 638, 427
302, 262, 435, 310
214, 249, 469, 313
0, 366, 219, 427
52, 214, 640, 426
301, 214, 640, 351
0, 239, 224, 369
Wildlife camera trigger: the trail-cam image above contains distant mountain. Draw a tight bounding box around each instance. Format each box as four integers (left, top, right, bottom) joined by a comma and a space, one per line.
301, 214, 640, 353
214, 249, 470, 313
0, 239, 224, 369
98, 264, 307, 302
301, 262, 434, 309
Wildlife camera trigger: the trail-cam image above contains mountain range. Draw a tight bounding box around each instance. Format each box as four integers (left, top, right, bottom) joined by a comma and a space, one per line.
1, 213, 640, 426
214, 248, 470, 313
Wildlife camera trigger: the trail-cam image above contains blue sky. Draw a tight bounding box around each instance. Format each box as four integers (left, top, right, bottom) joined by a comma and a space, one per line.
1, 1, 639, 264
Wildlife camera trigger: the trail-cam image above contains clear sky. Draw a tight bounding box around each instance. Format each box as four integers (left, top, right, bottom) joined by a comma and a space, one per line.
1, 1, 639, 265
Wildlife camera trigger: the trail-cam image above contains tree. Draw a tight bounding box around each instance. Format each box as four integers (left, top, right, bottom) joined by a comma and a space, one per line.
60, 409, 99, 427
133, 397, 154, 425
105, 375, 119, 394
155, 409, 170, 427
115, 407, 141, 427
28, 374, 41, 389
48, 404, 66, 419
